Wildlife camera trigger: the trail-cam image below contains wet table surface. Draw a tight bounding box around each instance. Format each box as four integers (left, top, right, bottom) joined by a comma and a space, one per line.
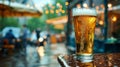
58, 53, 120, 67
0, 43, 67, 67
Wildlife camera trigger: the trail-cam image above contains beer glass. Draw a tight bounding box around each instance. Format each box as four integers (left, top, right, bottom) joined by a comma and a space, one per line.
72, 8, 97, 62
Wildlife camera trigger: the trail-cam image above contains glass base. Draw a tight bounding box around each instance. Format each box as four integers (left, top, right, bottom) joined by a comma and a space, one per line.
76, 54, 93, 63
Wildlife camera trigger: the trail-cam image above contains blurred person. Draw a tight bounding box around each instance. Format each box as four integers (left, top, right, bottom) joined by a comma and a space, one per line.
21, 24, 30, 41
31, 28, 49, 47
35, 28, 45, 46
20, 24, 30, 55
3, 29, 16, 55
30, 30, 37, 43
35, 28, 41, 46
35, 28, 46, 58
36, 28, 41, 40
4, 29, 16, 44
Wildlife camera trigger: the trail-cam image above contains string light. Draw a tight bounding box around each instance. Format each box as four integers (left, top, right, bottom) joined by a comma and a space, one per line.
50, 10, 54, 14
83, 3, 88, 8
56, 10, 59, 13
108, 3, 112, 8
44, 2, 66, 15
45, 10, 49, 14
65, 2, 69, 6
62, 10, 65, 13
112, 16, 117, 22
57, 2, 60, 6
99, 20, 104, 25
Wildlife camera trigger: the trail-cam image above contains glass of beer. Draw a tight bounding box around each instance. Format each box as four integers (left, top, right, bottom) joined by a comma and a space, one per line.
72, 8, 97, 62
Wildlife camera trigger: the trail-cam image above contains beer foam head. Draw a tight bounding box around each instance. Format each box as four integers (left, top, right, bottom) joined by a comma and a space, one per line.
72, 8, 97, 16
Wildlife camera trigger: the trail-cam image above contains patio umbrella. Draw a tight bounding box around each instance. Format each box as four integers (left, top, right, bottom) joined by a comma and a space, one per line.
0, 1, 42, 17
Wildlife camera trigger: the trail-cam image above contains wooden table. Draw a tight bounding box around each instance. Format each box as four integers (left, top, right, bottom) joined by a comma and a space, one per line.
58, 53, 120, 67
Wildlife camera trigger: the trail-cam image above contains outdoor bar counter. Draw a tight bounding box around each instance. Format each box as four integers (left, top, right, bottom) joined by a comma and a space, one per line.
58, 53, 120, 67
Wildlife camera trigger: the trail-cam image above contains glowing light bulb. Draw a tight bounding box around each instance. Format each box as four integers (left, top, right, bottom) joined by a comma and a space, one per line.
65, 2, 69, 6
83, 3, 88, 8
108, 3, 112, 8
99, 20, 104, 25
45, 10, 49, 14
112, 16, 117, 22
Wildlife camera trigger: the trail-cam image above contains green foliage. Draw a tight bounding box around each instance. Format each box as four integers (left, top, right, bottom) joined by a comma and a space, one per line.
0, 17, 19, 31
27, 15, 47, 31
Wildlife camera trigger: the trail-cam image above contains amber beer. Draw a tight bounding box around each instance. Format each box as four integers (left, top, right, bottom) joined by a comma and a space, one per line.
72, 8, 97, 62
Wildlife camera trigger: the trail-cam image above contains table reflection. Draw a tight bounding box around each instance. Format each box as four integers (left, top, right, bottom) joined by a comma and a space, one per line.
58, 53, 120, 67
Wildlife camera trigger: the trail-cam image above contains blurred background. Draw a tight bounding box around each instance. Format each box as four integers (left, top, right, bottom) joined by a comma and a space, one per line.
0, 0, 120, 67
